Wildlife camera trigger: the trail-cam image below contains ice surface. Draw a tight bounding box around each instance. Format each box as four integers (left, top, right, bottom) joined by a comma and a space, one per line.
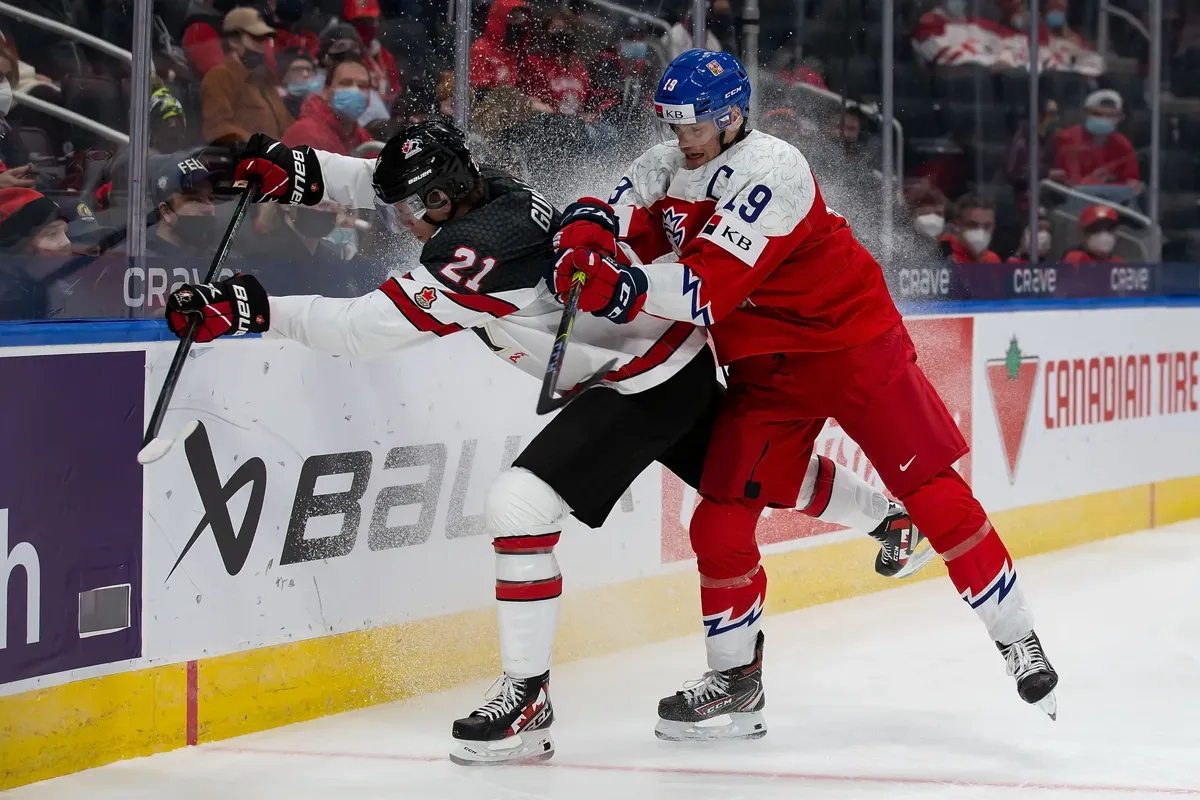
9, 523, 1200, 799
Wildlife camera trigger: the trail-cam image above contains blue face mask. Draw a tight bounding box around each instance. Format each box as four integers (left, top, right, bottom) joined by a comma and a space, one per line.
324, 226, 358, 259
331, 88, 368, 121
287, 76, 322, 97
621, 41, 648, 60
1085, 115, 1117, 137
1046, 10, 1066, 27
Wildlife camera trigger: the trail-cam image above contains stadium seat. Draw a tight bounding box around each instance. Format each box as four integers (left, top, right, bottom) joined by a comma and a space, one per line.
1099, 71, 1147, 109
61, 74, 127, 142
932, 66, 996, 105
1039, 71, 1096, 110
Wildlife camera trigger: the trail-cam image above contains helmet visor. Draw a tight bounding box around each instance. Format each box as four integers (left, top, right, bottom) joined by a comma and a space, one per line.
653, 104, 738, 146
374, 193, 426, 235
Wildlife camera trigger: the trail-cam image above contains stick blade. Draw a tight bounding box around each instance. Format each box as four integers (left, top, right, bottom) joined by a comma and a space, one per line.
137, 420, 199, 465
535, 359, 618, 416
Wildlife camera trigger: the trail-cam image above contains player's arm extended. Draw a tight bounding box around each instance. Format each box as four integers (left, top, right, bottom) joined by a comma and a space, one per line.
268, 273, 520, 358
642, 182, 815, 325
311, 150, 379, 210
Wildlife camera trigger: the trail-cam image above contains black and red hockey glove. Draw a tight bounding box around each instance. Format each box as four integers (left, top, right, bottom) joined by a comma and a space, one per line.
553, 248, 647, 324
552, 197, 620, 258
234, 133, 324, 205
165, 274, 270, 343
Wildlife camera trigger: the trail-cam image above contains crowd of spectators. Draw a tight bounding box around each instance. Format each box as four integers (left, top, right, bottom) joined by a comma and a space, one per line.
0, 0, 1195, 318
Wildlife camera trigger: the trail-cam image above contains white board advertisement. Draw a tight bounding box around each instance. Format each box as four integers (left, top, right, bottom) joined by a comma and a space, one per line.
141, 334, 662, 664
973, 307, 1200, 512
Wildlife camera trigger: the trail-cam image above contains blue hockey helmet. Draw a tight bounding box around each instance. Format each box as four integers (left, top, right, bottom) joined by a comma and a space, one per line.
653, 49, 750, 134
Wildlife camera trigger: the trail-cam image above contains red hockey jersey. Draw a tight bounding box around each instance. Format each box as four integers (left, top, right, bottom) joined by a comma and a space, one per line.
609, 130, 901, 364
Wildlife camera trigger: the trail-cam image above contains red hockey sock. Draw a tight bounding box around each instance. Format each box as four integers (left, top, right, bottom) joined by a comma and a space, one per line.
899, 468, 1033, 643
690, 496, 767, 670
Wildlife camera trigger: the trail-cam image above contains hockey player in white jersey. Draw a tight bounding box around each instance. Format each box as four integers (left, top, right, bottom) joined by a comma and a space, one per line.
162, 121, 933, 764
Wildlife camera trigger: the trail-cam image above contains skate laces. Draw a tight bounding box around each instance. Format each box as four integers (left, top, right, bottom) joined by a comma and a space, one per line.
475, 675, 523, 720
1003, 635, 1048, 679
681, 670, 732, 703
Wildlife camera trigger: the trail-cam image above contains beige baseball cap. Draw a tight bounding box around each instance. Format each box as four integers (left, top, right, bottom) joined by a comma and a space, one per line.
223, 7, 275, 36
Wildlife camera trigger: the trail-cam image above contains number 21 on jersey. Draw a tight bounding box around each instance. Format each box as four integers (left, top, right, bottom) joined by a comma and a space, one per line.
441, 246, 497, 292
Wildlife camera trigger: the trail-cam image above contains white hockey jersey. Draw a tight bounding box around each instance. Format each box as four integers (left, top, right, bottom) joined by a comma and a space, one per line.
266, 150, 707, 395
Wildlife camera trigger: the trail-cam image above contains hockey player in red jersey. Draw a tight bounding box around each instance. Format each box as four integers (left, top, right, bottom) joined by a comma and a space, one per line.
554, 49, 1059, 739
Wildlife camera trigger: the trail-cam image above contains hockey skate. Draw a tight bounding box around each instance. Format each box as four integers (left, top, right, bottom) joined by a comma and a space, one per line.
870, 502, 936, 579
655, 631, 767, 741
998, 631, 1059, 720
450, 672, 555, 765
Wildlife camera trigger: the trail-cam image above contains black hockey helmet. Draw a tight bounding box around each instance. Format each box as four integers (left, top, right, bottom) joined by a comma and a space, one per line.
372, 120, 480, 229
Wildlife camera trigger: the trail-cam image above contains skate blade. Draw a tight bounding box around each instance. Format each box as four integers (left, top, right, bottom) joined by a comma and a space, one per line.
449, 730, 555, 766
1036, 691, 1058, 721
891, 540, 938, 579
654, 711, 767, 742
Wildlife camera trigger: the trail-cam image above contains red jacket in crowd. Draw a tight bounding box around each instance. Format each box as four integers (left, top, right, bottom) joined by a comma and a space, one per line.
1062, 249, 1124, 266
470, 0, 527, 90
1054, 124, 1140, 186
282, 95, 372, 155
363, 46, 401, 100
182, 17, 225, 77
519, 53, 590, 115
940, 233, 1001, 264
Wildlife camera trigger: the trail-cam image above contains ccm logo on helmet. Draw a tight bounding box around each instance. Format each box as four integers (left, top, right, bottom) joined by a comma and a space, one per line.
290, 148, 307, 204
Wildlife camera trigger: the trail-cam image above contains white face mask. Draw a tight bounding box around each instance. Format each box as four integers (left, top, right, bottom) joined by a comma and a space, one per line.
914, 213, 945, 239
963, 228, 992, 255
1087, 231, 1117, 256
0, 80, 13, 116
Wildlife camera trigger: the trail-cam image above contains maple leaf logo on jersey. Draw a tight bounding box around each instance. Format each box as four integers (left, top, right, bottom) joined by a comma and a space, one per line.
986, 336, 1040, 484
414, 286, 438, 309
662, 206, 688, 254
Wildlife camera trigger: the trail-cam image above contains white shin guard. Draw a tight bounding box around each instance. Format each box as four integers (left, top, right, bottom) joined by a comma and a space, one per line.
486, 468, 570, 680
796, 453, 891, 532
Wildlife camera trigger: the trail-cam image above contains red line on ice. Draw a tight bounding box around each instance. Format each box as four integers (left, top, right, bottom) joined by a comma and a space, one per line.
203, 745, 1200, 796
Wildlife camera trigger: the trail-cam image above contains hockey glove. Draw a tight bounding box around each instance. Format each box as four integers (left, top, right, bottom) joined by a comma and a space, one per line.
165, 274, 270, 343
552, 197, 620, 258
234, 133, 324, 205
554, 248, 647, 324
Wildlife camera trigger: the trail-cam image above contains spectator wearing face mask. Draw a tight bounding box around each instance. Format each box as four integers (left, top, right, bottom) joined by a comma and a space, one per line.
201, 8, 294, 144
1054, 90, 1140, 196
907, 183, 948, 241
279, 47, 322, 118
940, 193, 1001, 263
243, 201, 370, 296
1007, 208, 1054, 263
0, 33, 33, 192
1062, 204, 1124, 265
518, 11, 591, 116
344, 0, 400, 101
147, 156, 218, 258
0, 187, 70, 319
282, 57, 373, 155
471, 0, 531, 91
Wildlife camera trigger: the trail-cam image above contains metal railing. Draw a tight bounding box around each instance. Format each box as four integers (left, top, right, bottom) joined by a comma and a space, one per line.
1040, 178, 1160, 261
576, 0, 672, 33
11, 91, 129, 145
0, 0, 132, 65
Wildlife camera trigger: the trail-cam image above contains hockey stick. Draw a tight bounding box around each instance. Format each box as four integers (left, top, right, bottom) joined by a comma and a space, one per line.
535, 271, 618, 416
137, 181, 258, 465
